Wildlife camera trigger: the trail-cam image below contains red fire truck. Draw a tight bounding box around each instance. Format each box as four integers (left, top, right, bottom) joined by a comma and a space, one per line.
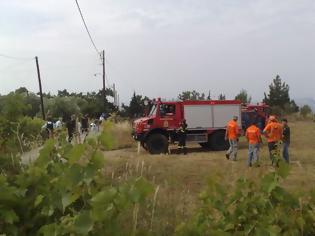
132, 98, 269, 154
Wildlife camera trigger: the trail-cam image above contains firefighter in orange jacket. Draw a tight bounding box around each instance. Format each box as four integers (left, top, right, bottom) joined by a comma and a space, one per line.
245, 121, 262, 167
263, 115, 283, 165
225, 116, 240, 161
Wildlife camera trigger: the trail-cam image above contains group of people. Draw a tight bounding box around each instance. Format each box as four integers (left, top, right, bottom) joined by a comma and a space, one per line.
43, 113, 107, 143
65, 114, 89, 144
225, 115, 290, 167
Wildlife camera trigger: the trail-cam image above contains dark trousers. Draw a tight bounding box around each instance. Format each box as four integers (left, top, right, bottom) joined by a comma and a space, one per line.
68, 129, 74, 143
283, 142, 290, 163
178, 134, 187, 154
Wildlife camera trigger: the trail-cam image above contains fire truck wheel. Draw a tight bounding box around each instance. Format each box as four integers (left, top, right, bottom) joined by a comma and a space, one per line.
210, 131, 229, 151
199, 142, 211, 149
141, 141, 147, 150
147, 133, 169, 154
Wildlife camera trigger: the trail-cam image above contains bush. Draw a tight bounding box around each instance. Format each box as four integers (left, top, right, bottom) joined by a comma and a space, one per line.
0, 131, 154, 235
99, 121, 134, 150
300, 105, 312, 118
176, 162, 315, 235
0, 116, 44, 155
19, 116, 44, 142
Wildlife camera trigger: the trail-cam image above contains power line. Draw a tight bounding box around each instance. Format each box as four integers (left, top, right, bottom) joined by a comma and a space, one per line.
0, 59, 33, 73
0, 53, 33, 61
74, 0, 100, 55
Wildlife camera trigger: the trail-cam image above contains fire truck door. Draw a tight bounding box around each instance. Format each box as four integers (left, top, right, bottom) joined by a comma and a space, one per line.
160, 104, 177, 129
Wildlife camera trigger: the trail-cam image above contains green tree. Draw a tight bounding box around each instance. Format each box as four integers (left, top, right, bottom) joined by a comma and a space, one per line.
264, 75, 290, 108
264, 75, 299, 114
13, 88, 41, 117
300, 105, 312, 118
218, 93, 226, 100
122, 92, 149, 118
207, 90, 212, 100
284, 100, 299, 114
178, 90, 205, 101
57, 89, 70, 97
0, 93, 30, 121
45, 96, 81, 120
235, 89, 252, 104
24, 93, 41, 118
15, 87, 29, 95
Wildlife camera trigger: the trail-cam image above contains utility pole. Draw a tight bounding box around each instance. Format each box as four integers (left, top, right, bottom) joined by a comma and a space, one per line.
113, 83, 116, 106
35, 56, 45, 120
102, 50, 106, 112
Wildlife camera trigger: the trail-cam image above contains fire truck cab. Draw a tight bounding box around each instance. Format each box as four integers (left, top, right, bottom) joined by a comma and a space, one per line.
132, 98, 268, 154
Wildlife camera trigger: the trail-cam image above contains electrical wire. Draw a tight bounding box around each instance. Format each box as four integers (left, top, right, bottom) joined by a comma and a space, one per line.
0, 59, 33, 73
0, 53, 33, 61
74, 0, 100, 55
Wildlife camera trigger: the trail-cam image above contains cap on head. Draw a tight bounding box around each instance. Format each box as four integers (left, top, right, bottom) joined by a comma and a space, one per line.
282, 118, 288, 123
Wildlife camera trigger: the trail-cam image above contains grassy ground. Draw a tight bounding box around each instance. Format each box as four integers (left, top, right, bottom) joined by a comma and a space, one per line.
102, 120, 315, 235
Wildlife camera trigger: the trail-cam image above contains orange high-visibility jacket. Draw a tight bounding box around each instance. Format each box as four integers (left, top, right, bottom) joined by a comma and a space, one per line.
246, 125, 261, 144
263, 122, 283, 143
226, 120, 239, 140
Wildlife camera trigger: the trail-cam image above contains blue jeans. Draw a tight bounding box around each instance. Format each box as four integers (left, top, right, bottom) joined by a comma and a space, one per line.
283, 142, 290, 163
248, 144, 259, 166
227, 139, 238, 161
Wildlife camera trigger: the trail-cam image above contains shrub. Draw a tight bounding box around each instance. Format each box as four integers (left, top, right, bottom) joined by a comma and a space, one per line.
300, 105, 312, 118
0, 116, 44, 155
0, 131, 153, 235
176, 162, 315, 235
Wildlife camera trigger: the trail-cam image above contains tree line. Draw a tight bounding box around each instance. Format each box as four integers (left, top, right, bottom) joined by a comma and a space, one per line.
175, 75, 314, 117
0, 75, 313, 122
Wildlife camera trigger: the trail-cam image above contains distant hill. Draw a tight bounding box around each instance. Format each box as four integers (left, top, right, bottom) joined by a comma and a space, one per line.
295, 98, 315, 112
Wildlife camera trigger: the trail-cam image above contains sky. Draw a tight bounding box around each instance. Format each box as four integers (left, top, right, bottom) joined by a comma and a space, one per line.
0, 0, 315, 104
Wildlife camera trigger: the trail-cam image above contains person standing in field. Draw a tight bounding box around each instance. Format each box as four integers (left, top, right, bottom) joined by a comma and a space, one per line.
225, 116, 240, 161
66, 114, 81, 144
55, 117, 63, 129
245, 121, 262, 167
282, 118, 290, 163
75, 116, 82, 144
66, 115, 76, 143
46, 116, 54, 139
81, 114, 89, 142
263, 116, 283, 165
178, 119, 188, 155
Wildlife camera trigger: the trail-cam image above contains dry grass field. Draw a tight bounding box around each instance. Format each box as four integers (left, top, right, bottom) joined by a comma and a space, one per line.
101, 120, 315, 234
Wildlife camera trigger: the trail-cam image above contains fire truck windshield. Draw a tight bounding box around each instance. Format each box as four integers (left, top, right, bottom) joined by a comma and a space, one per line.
149, 104, 157, 116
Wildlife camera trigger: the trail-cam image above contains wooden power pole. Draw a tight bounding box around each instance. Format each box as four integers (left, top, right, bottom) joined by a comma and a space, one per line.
35, 56, 45, 120
102, 50, 106, 112
113, 83, 116, 106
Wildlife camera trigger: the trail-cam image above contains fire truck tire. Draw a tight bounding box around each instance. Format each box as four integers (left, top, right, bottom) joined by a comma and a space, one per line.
199, 142, 211, 149
147, 133, 169, 154
209, 131, 229, 151
141, 141, 147, 150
